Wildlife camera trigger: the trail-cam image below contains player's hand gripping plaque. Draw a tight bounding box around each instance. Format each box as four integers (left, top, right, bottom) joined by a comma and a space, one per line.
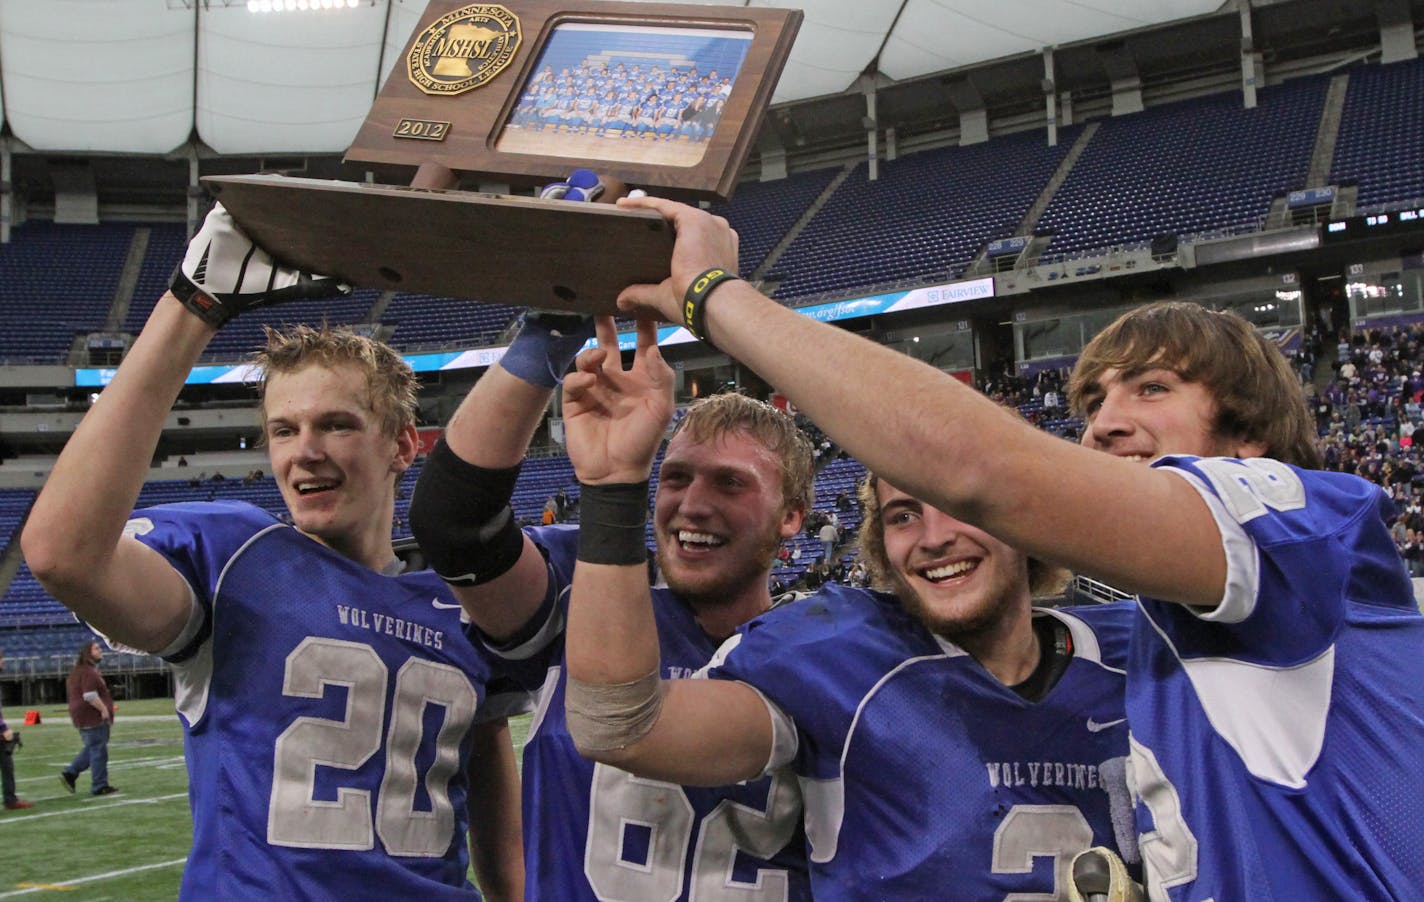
202, 0, 802, 315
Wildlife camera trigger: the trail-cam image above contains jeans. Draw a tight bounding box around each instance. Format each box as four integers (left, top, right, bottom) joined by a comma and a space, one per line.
67, 722, 110, 792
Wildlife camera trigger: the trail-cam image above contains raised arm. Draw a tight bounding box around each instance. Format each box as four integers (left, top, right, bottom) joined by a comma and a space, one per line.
560, 317, 774, 785
614, 196, 1226, 608
408, 311, 592, 641
21, 296, 213, 652
409, 171, 609, 641
22, 206, 343, 651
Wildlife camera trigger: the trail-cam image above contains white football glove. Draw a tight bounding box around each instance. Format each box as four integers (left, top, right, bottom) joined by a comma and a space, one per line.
170, 202, 349, 327
1067, 847, 1145, 902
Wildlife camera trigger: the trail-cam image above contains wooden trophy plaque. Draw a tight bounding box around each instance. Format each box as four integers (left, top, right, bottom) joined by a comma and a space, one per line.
204, 0, 802, 314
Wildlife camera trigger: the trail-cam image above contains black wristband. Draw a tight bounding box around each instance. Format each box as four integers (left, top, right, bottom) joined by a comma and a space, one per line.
171, 281, 234, 328
681, 267, 740, 347
577, 481, 650, 566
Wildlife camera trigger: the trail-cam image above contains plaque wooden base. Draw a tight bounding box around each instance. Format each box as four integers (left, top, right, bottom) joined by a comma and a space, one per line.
203, 173, 674, 315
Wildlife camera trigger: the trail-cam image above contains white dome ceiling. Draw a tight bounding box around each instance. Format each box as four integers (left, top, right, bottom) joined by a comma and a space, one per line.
0, 0, 1223, 156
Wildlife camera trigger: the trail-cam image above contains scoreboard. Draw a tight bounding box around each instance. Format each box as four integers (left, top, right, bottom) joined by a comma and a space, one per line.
1322, 207, 1424, 243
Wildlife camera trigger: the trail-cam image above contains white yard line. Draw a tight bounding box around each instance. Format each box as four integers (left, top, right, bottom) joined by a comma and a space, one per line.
30, 754, 185, 769
0, 858, 188, 898
0, 792, 187, 826
17, 754, 187, 790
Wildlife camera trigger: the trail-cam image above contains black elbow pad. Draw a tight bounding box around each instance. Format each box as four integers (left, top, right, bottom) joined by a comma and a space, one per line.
409, 440, 525, 585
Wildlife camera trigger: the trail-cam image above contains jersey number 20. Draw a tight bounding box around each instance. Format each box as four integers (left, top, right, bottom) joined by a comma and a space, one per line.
268, 637, 478, 857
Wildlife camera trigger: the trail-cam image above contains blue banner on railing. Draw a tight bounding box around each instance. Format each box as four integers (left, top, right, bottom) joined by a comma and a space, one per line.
75, 277, 996, 386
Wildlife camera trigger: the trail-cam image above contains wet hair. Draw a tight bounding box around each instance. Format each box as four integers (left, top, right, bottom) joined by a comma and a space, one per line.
670, 393, 815, 515
1067, 302, 1320, 468
250, 324, 418, 442
856, 474, 1069, 598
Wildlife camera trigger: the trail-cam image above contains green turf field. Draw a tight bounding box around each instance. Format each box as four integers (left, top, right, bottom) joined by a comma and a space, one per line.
0, 697, 531, 899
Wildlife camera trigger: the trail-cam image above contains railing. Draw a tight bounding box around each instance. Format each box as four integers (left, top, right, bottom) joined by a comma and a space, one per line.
1356, 194, 1424, 217
1070, 574, 1136, 605
0, 651, 168, 680
0, 352, 71, 366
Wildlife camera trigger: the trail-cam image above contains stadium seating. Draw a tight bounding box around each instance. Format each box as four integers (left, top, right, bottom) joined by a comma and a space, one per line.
8, 58, 1424, 645
507, 454, 579, 525
197, 288, 384, 359
382, 294, 523, 349
709, 166, 843, 277
0, 621, 98, 670
1331, 57, 1424, 209
0, 457, 579, 628
769, 130, 1076, 301
0, 488, 36, 545
5, 59, 1424, 365
0, 222, 137, 363
1038, 77, 1327, 257
121, 223, 192, 335
771, 456, 868, 588
814, 456, 868, 529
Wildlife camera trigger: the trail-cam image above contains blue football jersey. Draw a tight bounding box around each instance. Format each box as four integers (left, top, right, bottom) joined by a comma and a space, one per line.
1130, 456, 1424, 900
498, 526, 811, 902
126, 501, 531, 900
705, 586, 1139, 900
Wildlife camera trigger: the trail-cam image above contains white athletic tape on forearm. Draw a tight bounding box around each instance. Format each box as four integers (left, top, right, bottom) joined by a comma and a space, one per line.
565, 670, 665, 752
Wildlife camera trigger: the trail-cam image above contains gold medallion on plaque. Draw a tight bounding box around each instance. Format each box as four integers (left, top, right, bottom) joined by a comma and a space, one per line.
407, 4, 521, 97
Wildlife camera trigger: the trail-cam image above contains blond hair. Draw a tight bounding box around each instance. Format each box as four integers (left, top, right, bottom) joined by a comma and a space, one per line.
251, 324, 418, 441
671, 393, 815, 514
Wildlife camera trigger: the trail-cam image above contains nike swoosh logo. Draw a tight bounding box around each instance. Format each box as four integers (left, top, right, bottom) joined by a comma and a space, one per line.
1086, 717, 1126, 733
431, 598, 463, 610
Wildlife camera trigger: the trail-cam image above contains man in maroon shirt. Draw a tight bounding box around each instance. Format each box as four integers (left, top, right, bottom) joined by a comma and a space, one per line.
59, 641, 116, 796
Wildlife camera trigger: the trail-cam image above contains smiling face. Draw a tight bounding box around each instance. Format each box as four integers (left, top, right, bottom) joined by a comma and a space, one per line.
1076, 366, 1264, 461
873, 481, 1032, 640
653, 428, 801, 611
263, 362, 415, 567
1068, 301, 1320, 467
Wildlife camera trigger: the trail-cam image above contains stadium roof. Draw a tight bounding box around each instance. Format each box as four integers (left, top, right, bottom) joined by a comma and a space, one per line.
0, 0, 1260, 156
0, 0, 1408, 209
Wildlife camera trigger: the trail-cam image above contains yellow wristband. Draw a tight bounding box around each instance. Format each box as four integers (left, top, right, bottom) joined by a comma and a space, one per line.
681, 267, 740, 345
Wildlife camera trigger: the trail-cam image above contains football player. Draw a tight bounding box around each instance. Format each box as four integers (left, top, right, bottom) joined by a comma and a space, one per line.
408, 313, 812, 900
21, 206, 529, 900
613, 195, 1424, 900
558, 317, 1140, 898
